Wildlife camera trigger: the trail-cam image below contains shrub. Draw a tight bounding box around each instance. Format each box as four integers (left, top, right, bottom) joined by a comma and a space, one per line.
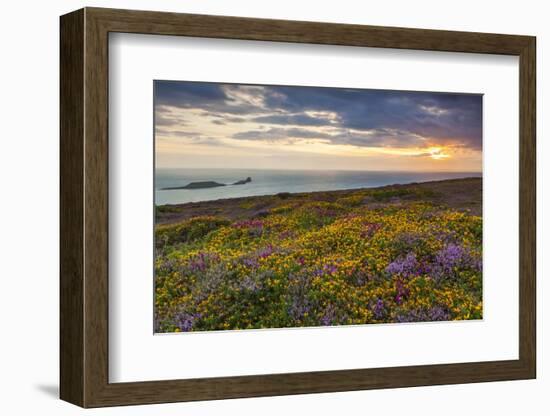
155, 216, 230, 248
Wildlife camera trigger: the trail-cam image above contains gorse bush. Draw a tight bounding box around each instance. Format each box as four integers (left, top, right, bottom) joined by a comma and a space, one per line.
155, 216, 230, 249
366, 186, 438, 202
155, 194, 482, 332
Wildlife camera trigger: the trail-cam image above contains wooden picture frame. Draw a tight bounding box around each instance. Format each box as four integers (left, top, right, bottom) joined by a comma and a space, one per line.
60, 7, 536, 408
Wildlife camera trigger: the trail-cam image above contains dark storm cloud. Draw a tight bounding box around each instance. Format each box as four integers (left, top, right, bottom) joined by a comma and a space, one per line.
154, 81, 268, 115
155, 81, 227, 107
155, 81, 482, 150
258, 86, 482, 149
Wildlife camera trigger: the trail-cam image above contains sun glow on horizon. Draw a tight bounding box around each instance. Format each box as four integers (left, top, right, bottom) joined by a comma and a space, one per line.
428, 147, 451, 160
154, 81, 481, 171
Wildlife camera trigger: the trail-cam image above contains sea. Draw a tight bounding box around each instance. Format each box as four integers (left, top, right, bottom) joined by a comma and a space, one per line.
155, 169, 482, 205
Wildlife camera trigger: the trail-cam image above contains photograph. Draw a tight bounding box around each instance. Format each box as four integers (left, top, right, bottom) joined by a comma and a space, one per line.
54, 5, 538, 409
153, 80, 483, 333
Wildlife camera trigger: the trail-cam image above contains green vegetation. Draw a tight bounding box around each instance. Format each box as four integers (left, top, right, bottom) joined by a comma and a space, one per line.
154, 184, 481, 332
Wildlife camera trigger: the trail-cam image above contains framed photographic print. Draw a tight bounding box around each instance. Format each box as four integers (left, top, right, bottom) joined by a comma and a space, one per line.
60, 7, 536, 408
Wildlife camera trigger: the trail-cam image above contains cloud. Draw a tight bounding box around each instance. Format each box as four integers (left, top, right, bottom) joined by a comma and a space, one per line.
156, 131, 228, 147
232, 126, 427, 148
251, 113, 335, 127
155, 81, 482, 151
262, 87, 482, 150
411, 150, 444, 158
155, 81, 227, 107
233, 127, 331, 142
155, 128, 199, 138
155, 115, 182, 127
155, 82, 269, 115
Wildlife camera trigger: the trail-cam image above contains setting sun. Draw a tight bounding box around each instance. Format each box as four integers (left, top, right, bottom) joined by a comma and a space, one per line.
155, 81, 482, 172
428, 147, 451, 160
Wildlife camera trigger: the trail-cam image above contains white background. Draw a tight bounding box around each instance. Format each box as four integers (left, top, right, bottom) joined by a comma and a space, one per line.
110, 34, 519, 382
0, 0, 546, 414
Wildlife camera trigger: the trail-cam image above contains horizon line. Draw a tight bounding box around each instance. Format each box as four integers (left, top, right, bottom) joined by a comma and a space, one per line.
156, 167, 482, 174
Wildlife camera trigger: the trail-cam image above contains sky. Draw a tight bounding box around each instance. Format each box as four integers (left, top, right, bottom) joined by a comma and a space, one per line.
154, 81, 482, 172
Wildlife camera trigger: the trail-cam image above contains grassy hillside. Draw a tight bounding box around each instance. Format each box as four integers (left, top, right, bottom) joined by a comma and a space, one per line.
154, 178, 482, 332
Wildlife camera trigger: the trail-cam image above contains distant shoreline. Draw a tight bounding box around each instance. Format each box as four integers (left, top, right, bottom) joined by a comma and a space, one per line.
156, 170, 482, 206
157, 176, 480, 206
156, 177, 482, 225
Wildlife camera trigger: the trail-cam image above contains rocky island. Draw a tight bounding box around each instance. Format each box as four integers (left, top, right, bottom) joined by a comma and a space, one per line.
161, 177, 252, 190
232, 177, 252, 185
162, 181, 226, 190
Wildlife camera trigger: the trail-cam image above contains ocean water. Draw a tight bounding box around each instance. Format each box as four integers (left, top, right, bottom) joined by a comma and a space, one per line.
155, 169, 481, 205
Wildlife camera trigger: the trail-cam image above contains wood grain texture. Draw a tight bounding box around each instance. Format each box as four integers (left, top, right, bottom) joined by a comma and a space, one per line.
59, 8, 84, 407
59, 7, 537, 408
88, 7, 532, 55
518, 38, 536, 376
83, 10, 110, 406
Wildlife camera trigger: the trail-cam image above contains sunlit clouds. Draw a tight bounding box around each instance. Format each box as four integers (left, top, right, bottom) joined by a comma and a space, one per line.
155, 81, 482, 171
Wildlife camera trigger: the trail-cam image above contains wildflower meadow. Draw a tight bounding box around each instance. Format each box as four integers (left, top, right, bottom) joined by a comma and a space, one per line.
154, 181, 482, 332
